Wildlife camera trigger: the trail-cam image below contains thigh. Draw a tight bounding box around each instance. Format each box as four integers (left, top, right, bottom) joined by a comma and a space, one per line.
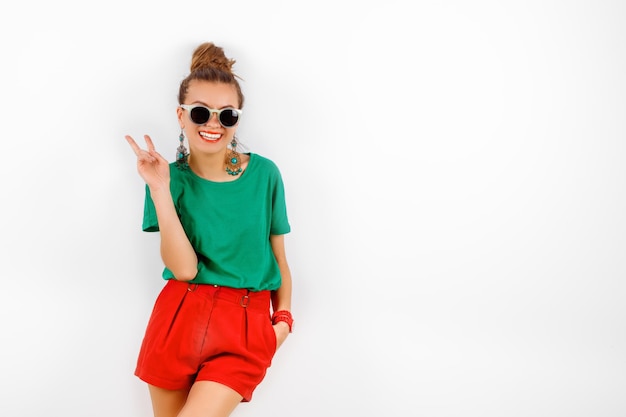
178, 381, 243, 417
148, 384, 189, 417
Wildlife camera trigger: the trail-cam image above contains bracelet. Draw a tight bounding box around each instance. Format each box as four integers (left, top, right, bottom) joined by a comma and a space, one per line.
272, 309, 294, 333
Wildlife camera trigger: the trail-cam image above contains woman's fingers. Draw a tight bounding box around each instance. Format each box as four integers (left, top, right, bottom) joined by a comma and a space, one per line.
126, 134, 158, 163
125, 135, 142, 156
144, 136, 168, 163
144, 135, 156, 152
125, 134, 156, 154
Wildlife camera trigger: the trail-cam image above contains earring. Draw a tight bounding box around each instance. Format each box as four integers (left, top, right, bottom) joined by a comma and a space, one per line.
176, 129, 189, 170
225, 137, 242, 176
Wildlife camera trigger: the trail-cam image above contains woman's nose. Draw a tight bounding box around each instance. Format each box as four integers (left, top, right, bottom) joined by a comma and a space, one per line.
205, 112, 220, 125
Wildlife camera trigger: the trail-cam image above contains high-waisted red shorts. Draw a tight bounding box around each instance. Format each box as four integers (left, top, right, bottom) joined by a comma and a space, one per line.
135, 279, 277, 402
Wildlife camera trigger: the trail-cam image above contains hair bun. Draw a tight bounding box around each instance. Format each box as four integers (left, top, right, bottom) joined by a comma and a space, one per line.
190, 42, 236, 74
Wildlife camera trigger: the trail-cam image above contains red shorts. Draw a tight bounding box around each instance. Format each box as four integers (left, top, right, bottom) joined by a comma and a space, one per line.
135, 280, 277, 402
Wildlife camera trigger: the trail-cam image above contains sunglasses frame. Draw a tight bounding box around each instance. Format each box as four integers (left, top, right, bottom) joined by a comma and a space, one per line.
180, 104, 243, 128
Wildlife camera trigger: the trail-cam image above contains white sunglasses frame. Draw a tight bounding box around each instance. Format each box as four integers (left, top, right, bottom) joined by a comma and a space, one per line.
179, 104, 243, 127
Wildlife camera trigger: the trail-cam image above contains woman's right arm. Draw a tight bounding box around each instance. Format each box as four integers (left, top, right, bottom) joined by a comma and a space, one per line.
149, 187, 198, 281
126, 134, 198, 281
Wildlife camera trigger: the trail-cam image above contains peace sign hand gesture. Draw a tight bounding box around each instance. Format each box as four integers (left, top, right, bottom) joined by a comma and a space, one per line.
125, 134, 171, 191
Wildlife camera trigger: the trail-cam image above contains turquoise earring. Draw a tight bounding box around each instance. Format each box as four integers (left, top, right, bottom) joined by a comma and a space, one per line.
176, 129, 189, 170
225, 137, 242, 176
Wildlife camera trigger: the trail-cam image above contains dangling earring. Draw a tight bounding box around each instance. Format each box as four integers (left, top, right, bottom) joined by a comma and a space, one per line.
225, 136, 242, 176
176, 129, 189, 170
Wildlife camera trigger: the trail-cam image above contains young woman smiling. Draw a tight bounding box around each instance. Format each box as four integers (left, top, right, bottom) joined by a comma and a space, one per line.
125, 42, 294, 417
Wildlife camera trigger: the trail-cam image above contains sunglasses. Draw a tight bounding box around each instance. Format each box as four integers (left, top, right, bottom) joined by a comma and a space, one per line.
180, 105, 242, 128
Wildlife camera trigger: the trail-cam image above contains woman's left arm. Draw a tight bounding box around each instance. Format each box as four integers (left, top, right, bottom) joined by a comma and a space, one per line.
270, 234, 293, 349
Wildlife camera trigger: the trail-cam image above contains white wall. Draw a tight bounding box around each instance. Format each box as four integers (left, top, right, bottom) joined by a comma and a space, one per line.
1, 1, 625, 416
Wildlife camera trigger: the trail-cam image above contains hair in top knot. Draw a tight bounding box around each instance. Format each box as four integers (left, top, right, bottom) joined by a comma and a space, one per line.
178, 42, 245, 108
190, 42, 236, 74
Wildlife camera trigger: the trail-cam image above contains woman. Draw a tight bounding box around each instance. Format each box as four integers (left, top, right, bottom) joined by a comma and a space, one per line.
125, 42, 293, 417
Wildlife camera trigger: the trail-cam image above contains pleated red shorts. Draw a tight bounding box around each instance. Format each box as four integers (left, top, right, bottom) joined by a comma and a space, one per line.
135, 279, 276, 402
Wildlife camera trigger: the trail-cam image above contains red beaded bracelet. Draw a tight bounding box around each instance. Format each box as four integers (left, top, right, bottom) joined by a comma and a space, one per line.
272, 310, 294, 333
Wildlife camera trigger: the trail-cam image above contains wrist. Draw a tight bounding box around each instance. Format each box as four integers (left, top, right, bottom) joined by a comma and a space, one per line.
272, 309, 294, 333
274, 321, 290, 333
149, 184, 171, 196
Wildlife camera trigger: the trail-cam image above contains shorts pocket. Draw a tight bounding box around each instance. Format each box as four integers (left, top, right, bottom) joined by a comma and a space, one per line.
267, 316, 278, 354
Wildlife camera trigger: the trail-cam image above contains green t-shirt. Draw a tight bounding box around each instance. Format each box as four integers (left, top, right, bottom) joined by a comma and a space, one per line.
142, 153, 290, 291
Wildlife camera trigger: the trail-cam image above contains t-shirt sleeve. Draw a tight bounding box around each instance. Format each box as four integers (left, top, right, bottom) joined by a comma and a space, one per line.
142, 184, 159, 232
270, 168, 291, 235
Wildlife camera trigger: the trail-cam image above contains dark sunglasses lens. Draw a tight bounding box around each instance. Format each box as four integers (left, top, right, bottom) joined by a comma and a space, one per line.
219, 109, 239, 127
189, 107, 210, 124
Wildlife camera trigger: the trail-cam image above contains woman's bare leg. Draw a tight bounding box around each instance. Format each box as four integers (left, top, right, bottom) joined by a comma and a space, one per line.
178, 381, 243, 417
148, 385, 189, 417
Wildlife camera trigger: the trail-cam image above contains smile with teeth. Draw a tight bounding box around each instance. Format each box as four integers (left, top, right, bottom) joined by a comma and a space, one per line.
199, 132, 222, 142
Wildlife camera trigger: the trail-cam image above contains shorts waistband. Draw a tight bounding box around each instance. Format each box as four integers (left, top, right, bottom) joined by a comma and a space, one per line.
168, 279, 270, 311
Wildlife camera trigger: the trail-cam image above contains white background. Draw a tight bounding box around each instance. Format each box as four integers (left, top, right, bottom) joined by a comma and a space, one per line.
1, 1, 625, 416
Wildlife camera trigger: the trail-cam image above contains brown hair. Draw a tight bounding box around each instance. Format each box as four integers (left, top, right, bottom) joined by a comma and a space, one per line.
177, 42, 244, 108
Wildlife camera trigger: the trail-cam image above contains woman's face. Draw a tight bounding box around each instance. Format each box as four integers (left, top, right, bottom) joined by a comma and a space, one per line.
177, 80, 241, 157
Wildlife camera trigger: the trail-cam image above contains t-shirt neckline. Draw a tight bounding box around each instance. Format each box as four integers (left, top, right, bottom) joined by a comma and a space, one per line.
186, 153, 255, 185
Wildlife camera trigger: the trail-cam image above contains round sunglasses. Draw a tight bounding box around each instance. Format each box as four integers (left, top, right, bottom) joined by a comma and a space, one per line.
180, 105, 242, 128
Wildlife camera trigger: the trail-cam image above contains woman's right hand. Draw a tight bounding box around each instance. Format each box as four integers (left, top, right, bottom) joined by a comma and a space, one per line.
125, 134, 170, 190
